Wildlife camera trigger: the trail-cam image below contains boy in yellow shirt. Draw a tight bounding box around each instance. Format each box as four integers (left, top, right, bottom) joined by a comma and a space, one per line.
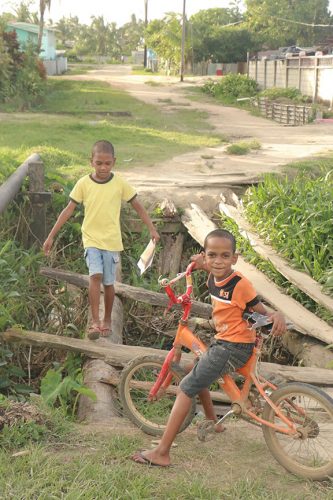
43, 140, 159, 339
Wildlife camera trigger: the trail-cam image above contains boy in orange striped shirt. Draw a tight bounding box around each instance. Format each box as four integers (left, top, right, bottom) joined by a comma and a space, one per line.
132, 228, 286, 467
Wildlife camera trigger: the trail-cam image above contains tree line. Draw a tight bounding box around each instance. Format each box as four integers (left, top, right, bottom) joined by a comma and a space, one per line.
0, 0, 332, 67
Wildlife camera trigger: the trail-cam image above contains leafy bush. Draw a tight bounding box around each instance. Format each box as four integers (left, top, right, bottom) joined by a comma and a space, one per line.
40, 353, 96, 417
0, 30, 46, 109
202, 74, 258, 100
258, 87, 308, 103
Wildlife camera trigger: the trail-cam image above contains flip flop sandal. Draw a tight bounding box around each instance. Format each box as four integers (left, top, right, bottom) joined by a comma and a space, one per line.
131, 451, 171, 468
99, 327, 112, 337
87, 326, 100, 340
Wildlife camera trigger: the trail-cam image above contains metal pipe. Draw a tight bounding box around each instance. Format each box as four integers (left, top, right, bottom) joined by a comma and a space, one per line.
0, 153, 41, 214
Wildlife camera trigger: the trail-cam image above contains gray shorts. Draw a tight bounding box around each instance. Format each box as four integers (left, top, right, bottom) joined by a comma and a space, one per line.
180, 340, 254, 398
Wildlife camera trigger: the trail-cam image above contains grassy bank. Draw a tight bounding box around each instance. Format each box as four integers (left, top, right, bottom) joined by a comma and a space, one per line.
0, 79, 221, 181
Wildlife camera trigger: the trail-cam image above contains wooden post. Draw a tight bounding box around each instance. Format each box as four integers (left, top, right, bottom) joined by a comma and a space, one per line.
77, 264, 124, 423
298, 56, 301, 91
28, 161, 50, 247
285, 58, 288, 88
313, 56, 319, 103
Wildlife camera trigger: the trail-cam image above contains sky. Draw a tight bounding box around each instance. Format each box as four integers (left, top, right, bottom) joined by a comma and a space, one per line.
3, 1, 238, 26
1, 0, 333, 26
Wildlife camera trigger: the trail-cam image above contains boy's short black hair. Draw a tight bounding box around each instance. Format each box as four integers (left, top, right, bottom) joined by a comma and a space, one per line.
91, 140, 115, 157
204, 229, 236, 253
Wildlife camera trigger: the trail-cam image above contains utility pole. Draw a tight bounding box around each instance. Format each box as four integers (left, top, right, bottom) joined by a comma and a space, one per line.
180, 0, 186, 82
143, 0, 148, 67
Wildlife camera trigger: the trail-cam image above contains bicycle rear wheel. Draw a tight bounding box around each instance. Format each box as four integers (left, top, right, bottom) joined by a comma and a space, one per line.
262, 383, 333, 480
119, 355, 196, 436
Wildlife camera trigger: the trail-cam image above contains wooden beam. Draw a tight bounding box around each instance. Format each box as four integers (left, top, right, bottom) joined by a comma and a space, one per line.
3, 328, 333, 386
40, 267, 212, 319
182, 204, 333, 345
219, 198, 333, 314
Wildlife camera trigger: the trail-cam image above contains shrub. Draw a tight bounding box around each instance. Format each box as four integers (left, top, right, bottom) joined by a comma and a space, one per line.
0, 30, 46, 108
259, 87, 308, 103
202, 74, 258, 100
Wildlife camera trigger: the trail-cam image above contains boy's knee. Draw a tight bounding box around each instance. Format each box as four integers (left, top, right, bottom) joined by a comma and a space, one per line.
90, 273, 103, 283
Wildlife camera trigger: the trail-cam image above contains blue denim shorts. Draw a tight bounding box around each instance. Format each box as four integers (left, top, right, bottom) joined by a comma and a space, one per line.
180, 340, 254, 398
84, 247, 119, 285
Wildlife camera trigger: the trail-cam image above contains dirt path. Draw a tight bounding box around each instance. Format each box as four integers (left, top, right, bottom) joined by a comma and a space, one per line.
65, 65, 333, 210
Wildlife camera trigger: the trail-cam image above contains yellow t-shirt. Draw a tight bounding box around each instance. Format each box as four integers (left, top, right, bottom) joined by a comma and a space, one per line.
69, 173, 136, 251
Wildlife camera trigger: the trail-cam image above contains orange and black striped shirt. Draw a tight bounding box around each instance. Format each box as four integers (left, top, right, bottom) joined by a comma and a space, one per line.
207, 271, 259, 343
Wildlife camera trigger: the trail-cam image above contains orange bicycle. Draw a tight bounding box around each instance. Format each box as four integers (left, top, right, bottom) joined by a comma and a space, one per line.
119, 263, 333, 480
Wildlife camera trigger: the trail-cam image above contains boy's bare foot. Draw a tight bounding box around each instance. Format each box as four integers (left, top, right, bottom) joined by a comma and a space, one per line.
215, 422, 226, 433
100, 323, 112, 337
131, 449, 171, 467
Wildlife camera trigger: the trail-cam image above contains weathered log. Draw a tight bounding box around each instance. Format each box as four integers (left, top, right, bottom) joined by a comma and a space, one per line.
219, 198, 333, 314
77, 265, 124, 423
159, 232, 184, 276
282, 330, 333, 370
3, 328, 333, 386
40, 267, 212, 319
169, 233, 185, 276
182, 204, 333, 345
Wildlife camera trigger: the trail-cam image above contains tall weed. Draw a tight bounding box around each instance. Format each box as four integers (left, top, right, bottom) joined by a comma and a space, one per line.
243, 169, 333, 291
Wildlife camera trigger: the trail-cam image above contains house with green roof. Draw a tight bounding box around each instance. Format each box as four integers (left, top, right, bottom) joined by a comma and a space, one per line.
6, 22, 67, 75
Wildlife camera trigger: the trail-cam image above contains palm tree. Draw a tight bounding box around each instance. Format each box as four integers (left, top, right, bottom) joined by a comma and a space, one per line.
37, 0, 51, 54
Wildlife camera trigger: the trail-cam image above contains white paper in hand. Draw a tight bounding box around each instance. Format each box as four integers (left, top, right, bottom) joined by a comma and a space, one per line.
137, 239, 156, 275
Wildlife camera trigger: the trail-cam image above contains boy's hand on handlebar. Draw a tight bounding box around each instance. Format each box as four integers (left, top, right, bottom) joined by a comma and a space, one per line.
268, 311, 286, 336
190, 252, 205, 270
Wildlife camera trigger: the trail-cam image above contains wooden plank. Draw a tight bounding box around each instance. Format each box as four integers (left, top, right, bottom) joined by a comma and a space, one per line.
182, 204, 333, 345
2, 328, 333, 386
40, 267, 212, 319
219, 199, 333, 314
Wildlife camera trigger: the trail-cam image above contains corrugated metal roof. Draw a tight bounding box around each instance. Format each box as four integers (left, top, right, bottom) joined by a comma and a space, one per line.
7, 22, 57, 33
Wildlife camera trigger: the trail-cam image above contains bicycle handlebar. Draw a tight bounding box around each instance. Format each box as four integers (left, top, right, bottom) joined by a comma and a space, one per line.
158, 262, 196, 321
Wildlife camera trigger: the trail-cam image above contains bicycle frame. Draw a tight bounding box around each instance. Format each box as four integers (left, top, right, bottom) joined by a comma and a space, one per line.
149, 263, 300, 437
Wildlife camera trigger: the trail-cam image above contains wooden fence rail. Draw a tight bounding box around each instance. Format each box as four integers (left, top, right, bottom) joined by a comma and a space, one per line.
257, 98, 313, 125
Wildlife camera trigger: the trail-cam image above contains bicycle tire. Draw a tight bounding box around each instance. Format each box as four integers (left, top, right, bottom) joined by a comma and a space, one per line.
119, 354, 196, 436
262, 383, 333, 480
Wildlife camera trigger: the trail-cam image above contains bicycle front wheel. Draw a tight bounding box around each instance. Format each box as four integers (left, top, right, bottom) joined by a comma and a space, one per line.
262, 383, 333, 480
119, 355, 196, 436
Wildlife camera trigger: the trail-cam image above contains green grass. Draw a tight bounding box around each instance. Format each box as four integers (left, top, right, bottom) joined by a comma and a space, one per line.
0, 425, 331, 499
0, 79, 221, 179
226, 139, 261, 155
